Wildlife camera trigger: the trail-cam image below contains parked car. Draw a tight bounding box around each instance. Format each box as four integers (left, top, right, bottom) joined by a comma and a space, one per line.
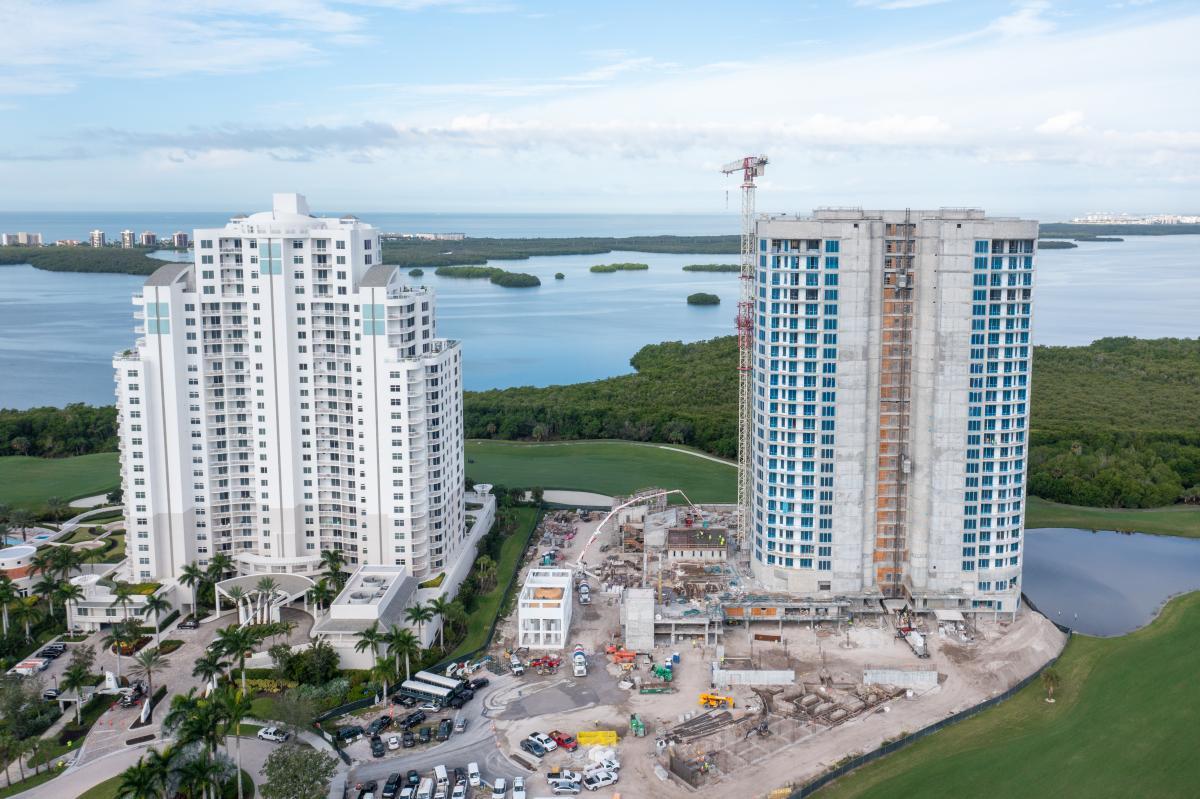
356, 780, 377, 799
450, 785, 466, 799
368, 715, 393, 735
37, 647, 63, 659
470, 677, 490, 690
454, 716, 467, 734
467, 762, 481, 787
392, 694, 417, 707
549, 730, 577, 750
336, 725, 365, 744
370, 735, 387, 758
529, 732, 557, 751
406, 770, 421, 787
402, 730, 415, 748
453, 767, 466, 787
582, 771, 618, 791
418, 726, 433, 744
387, 735, 401, 751
42, 688, 61, 701
547, 781, 580, 796
545, 770, 582, 784
519, 738, 545, 757
402, 710, 426, 729
382, 773, 402, 799
588, 758, 620, 774
491, 777, 507, 799
178, 618, 198, 630
437, 718, 452, 741
256, 727, 289, 743
417, 702, 439, 712
512, 776, 526, 799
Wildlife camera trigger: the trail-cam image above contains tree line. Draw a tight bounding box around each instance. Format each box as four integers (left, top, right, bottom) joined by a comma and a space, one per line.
0, 403, 117, 457
0, 246, 165, 275
3, 336, 1196, 510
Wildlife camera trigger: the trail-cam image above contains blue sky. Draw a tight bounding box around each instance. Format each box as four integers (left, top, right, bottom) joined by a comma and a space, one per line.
0, 0, 1197, 218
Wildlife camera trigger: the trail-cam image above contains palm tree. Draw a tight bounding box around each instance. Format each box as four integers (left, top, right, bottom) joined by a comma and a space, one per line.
1042, 667, 1061, 703
45, 496, 68, 525
384, 625, 421, 682
10, 599, 41, 640
61, 663, 91, 724
192, 651, 229, 688
319, 548, 347, 587
179, 562, 207, 614
354, 621, 384, 663
102, 618, 140, 680
144, 746, 175, 799
140, 593, 172, 646
0, 574, 18, 636
404, 601, 434, 643
55, 581, 84, 630
33, 574, 61, 618
130, 647, 170, 700
214, 625, 257, 694
176, 753, 223, 799
111, 583, 138, 623
0, 730, 15, 788
443, 600, 468, 642
307, 578, 336, 612
207, 552, 234, 580
475, 554, 498, 591
224, 585, 247, 622
253, 577, 279, 624
427, 594, 453, 649
219, 688, 254, 799
116, 756, 159, 799
8, 508, 33, 543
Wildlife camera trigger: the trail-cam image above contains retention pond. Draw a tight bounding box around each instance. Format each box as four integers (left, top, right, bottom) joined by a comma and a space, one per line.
1022, 527, 1200, 636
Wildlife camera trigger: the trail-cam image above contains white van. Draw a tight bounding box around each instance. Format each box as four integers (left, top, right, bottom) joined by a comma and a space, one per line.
434, 764, 449, 789
416, 777, 434, 799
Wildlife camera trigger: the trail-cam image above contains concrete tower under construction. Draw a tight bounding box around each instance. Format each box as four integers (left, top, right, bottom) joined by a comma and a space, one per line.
748, 208, 1038, 615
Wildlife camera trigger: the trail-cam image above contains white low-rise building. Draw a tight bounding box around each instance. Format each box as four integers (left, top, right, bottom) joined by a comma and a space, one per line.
65, 573, 183, 633
517, 568, 574, 650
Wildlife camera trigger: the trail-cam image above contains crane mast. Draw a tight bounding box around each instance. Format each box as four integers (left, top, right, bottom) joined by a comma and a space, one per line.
721, 155, 768, 556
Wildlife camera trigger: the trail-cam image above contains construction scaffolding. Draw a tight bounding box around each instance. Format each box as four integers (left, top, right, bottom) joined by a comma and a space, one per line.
874, 212, 916, 597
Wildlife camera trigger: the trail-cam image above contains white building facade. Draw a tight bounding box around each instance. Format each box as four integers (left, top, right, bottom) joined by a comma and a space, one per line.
749, 209, 1037, 615
113, 194, 466, 585
517, 569, 574, 649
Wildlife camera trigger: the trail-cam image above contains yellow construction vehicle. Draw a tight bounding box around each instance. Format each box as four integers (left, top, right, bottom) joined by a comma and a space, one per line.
699, 693, 735, 708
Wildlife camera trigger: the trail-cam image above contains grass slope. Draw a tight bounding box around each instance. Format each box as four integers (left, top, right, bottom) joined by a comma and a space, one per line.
449, 505, 540, 659
816, 592, 1200, 799
1025, 497, 1200, 537
466, 440, 736, 503
0, 453, 119, 508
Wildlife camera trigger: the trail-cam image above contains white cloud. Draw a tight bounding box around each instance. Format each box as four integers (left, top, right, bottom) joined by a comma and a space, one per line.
1036, 111, 1087, 135
989, 1, 1056, 36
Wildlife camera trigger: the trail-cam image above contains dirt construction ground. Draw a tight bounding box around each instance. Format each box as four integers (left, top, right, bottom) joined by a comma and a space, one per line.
486, 513, 1067, 799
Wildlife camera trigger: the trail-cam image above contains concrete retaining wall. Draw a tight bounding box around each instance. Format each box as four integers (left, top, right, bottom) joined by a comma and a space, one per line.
862, 668, 939, 689
711, 666, 796, 688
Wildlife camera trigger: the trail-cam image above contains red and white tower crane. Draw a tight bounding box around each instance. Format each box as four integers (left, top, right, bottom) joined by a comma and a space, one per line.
721, 155, 768, 552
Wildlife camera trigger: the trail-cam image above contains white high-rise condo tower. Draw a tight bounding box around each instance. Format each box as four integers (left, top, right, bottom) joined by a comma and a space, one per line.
749, 208, 1037, 617
114, 194, 466, 583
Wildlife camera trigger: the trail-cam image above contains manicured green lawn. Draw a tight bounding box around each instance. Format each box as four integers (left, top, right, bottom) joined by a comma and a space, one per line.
0, 453, 119, 509
465, 440, 736, 503
1025, 496, 1200, 537
82, 768, 253, 799
0, 768, 61, 798
449, 506, 541, 659
816, 592, 1200, 798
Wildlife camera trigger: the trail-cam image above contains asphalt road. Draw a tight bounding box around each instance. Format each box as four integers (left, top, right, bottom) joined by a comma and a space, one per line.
346, 678, 528, 792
